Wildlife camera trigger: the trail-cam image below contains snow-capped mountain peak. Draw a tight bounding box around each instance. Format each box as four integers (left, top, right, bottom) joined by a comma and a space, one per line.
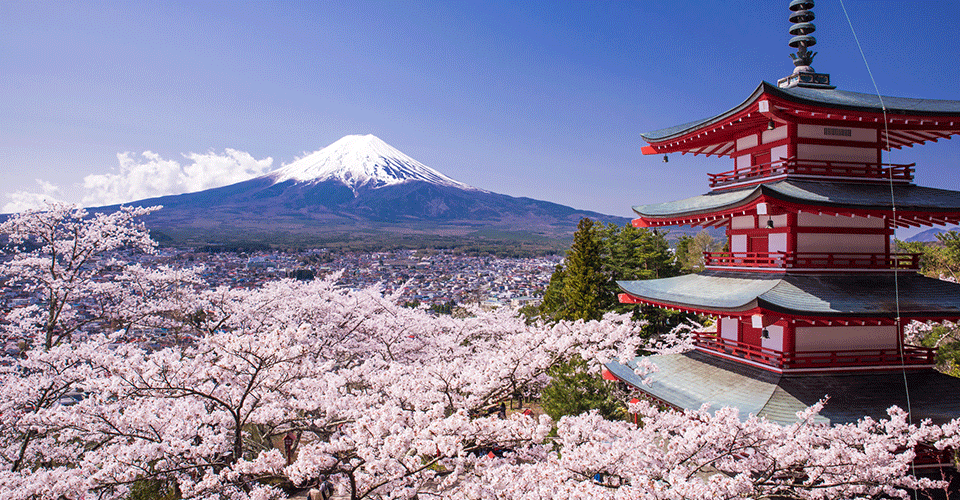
268, 134, 481, 193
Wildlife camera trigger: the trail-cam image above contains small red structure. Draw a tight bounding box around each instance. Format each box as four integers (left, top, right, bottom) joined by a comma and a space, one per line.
607, 0, 960, 430
283, 431, 297, 465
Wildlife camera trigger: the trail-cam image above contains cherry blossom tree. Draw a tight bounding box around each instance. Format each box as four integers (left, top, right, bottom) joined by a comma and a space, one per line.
1, 205, 958, 500
0, 203, 165, 478
0, 202, 159, 349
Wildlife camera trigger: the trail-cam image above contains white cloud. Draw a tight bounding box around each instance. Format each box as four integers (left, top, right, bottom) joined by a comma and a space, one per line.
181, 150, 274, 194
81, 149, 274, 207
2, 180, 64, 214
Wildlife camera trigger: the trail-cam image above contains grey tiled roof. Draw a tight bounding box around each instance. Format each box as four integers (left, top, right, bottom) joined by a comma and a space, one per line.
618, 271, 777, 311
607, 350, 960, 425
617, 271, 960, 318
641, 82, 960, 142
776, 84, 960, 116
633, 180, 960, 219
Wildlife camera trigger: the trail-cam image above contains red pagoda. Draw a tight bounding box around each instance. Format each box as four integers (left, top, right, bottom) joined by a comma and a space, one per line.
606, 0, 960, 426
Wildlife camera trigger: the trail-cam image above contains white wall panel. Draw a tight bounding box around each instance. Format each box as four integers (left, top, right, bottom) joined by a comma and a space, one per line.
797, 233, 885, 253
737, 135, 759, 151
797, 144, 875, 163
795, 325, 897, 351
798, 124, 878, 142
762, 325, 784, 351
770, 144, 789, 161
720, 318, 738, 341
769, 233, 787, 253
731, 234, 747, 253
762, 126, 788, 144
731, 216, 755, 230
797, 213, 885, 228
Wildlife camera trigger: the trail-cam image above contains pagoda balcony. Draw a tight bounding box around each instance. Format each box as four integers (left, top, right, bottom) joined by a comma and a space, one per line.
708, 158, 915, 190
693, 332, 937, 372
703, 251, 921, 271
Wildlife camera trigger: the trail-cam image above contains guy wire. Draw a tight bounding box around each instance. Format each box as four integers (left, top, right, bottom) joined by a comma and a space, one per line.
838, 0, 916, 494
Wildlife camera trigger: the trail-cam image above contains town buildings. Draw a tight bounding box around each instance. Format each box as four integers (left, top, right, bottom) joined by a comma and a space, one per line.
0, 248, 555, 356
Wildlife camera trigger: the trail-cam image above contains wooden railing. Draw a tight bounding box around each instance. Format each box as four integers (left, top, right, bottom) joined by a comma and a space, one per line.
703, 252, 921, 270
694, 332, 937, 370
694, 332, 783, 366
709, 157, 915, 189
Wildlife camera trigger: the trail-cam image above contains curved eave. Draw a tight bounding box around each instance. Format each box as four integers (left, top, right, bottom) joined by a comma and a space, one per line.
607, 351, 960, 426
641, 83, 768, 143
633, 180, 960, 228
632, 184, 762, 228
618, 271, 960, 320
617, 271, 778, 314
641, 82, 960, 155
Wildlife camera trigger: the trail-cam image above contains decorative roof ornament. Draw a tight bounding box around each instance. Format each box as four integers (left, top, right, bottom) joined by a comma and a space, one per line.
778, 0, 834, 89
788, 0, 817, 71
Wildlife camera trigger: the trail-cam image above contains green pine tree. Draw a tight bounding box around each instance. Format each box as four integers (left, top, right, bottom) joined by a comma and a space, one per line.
557, 218, 610, 321
538, 264, 567, 319
539, 355, 626, 421
537, 218, 685, 324
602, 223, 679, 300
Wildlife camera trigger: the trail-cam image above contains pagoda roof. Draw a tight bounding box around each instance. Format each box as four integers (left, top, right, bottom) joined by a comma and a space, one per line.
605, 350, 960, 425
641, 82, 960, 154
633, 179, 960, 228
617, 270, 960, 320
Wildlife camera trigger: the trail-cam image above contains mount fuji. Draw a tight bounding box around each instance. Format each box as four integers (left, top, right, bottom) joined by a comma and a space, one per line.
270, 134, 481, 194
102, 135, 630, 249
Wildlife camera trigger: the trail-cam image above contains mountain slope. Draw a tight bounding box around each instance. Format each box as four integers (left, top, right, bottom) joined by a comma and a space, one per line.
906, 226, 960, 243
94, 135, 631, 248
269, 134, 480, 194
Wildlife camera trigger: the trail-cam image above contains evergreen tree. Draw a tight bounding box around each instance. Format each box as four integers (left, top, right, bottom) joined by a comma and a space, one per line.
538, 264, 567, 319
538, 218, 685, 323
674, 234, 695, 273
602, 223, 679, 299
539, 355, 626, 421
557, 218, 610, 321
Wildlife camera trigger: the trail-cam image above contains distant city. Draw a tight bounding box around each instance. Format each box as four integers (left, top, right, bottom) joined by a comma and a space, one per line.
0, 248, 558, 357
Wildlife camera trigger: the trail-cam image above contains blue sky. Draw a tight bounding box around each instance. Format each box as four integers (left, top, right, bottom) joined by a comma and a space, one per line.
2, 1, 959, 230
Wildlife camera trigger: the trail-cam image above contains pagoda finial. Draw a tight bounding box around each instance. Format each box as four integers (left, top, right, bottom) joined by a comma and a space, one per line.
778, 0, 833, 88
788, 0, 817, 72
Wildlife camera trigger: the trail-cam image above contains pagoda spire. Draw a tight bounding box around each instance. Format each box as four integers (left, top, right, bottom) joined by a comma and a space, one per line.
788, 0, 817, 71
777, 0, 833, 89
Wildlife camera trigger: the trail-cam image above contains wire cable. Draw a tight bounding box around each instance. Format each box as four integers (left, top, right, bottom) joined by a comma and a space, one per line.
838, 1, 917, 495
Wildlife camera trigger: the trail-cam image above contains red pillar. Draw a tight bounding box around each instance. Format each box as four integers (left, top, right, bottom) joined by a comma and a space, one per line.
782, 320, 796, 368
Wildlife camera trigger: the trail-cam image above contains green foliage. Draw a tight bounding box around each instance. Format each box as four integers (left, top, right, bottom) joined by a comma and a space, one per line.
539, 355, 626, 421
673, 235, 694, 273
557, 218, 611, 321
674, 230, 720, 273
127, 478, 180, 500
600, 222, 679, 313
916, 324, 960, 378
429, 300, 456, 315
538, 218, 688, 335
164, 228, 569, 257
289, 268, 316, 281
936, 231, 960, 280
539, 264, 567, 319
893, 237, 960, 379
895, 236, 960, 280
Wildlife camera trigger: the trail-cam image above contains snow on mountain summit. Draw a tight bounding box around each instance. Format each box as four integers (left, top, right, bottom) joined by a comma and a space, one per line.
269, 134, 481, 193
